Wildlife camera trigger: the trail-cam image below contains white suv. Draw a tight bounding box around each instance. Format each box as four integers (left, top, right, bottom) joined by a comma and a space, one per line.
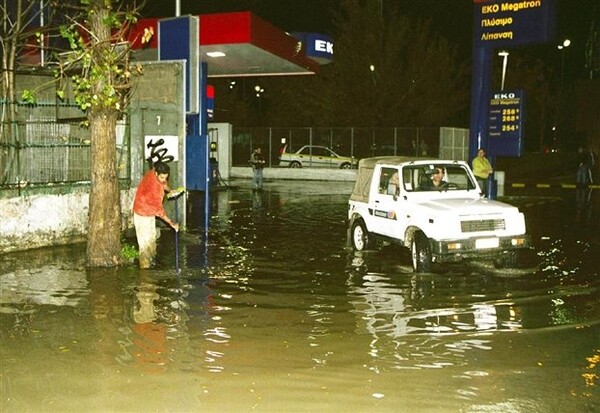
279, 145, 357, 169
347, 156, 530, 272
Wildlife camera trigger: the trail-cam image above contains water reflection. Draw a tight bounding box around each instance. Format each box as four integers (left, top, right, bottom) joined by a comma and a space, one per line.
0, 265, 88, 309
1, 181, 599, 412
345, 262, 526, 371
127, 281, 167, 372
575, 188, 594, 225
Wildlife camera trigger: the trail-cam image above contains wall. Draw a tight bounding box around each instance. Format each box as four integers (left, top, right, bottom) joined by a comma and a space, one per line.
129, 60, 186, 223
0, 189, 135, 254
0, 61, 186, 254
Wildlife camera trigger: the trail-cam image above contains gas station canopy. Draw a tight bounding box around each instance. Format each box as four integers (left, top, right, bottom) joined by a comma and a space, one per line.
128, 11, 323, 77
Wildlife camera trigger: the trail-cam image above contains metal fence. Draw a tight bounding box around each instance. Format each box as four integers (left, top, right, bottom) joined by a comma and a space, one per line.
1, 103, 452, 195
231, 126, 441, 167
0, 101, 130, 194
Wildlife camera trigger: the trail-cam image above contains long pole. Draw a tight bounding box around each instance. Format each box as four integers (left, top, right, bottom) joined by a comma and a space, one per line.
175, 196, 180, 273
39, 0, 45, 66
555, 39, 570, 148
168, 188, 185, 272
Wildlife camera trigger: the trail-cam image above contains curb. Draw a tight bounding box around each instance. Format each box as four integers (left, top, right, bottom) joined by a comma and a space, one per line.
510, 183, 600, 189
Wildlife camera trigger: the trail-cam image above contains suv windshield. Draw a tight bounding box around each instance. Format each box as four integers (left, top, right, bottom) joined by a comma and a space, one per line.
402, 164, 477, 192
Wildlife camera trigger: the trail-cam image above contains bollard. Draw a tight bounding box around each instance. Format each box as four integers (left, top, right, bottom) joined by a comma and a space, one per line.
495, 171, 505, 197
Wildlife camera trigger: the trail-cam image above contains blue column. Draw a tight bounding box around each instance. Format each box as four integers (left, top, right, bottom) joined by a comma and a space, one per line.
469, 47, 493, 162
185, 62, 210, 227
200, 62, 210, 229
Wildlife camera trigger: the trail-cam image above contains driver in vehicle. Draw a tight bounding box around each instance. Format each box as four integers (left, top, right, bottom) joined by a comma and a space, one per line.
420, 167, 449, 190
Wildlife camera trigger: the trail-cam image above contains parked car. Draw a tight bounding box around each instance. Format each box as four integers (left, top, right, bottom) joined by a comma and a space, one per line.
347, 156, 530, 272
279, 145, 357, 169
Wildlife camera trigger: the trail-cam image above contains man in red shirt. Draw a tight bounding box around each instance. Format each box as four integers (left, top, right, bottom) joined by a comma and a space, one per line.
132, 162, 179, 268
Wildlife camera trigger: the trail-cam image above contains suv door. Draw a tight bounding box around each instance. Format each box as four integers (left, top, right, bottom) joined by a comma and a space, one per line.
370, 167, 406, 238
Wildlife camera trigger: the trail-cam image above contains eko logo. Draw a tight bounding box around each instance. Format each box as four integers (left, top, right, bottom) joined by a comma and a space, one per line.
494, 92, 517, 99
314, 39, 333, 55
481, 4, 500, 14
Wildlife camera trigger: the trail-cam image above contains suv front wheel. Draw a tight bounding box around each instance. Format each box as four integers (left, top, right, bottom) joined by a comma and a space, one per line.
350, 219, 370, 251
411, 231, 432, 273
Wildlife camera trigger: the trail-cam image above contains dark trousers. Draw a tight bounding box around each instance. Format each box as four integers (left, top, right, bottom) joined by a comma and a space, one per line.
477, 177, 488, 197
252, 168, 263, 190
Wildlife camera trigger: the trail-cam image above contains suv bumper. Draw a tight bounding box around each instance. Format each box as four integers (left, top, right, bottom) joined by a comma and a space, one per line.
430, 234, 530, 262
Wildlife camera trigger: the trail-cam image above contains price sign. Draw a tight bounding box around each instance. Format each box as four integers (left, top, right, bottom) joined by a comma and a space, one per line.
488, 90, 524, 157
489, 91, 523, 139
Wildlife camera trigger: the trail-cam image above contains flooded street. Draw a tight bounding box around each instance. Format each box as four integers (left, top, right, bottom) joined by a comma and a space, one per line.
1, 180, 599, 413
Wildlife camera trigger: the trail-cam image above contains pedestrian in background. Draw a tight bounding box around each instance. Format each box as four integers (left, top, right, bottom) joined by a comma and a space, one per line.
250, 147, 265, 191
576, 146, 595, 188
132, 161, 179, 269
472, 148, 493, 196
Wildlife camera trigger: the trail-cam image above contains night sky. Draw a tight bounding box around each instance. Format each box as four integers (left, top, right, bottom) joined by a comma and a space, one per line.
141, 0, 598, 81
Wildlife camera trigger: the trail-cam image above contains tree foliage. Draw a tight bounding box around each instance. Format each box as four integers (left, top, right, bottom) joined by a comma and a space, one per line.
54, 0, 140, 114
216, 0, 470, 128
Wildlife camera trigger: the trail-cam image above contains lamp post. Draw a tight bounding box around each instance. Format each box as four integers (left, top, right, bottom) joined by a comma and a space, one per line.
553, 39, 571, 148
369, 64, 376, 85
498, 50, 509, 91
254, 85, 264, 123
557, 39, 571, 90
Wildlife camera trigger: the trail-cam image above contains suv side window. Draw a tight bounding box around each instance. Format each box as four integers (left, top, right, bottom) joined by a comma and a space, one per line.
402, 166, 423, 192
379, 167, 400, 195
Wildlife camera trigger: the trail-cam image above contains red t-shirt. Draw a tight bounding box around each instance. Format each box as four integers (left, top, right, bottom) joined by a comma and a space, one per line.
133, 169, 167, 218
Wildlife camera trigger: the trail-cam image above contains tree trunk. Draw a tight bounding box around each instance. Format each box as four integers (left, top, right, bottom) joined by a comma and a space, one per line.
85, 0, 123, 267
86, 110, 123, 267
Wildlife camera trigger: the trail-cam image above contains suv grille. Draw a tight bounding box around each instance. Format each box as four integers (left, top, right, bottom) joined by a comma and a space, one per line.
461, 219, 505, 232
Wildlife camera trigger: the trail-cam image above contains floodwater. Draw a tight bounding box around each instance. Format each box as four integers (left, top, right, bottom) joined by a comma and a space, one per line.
1, 180, 599, 413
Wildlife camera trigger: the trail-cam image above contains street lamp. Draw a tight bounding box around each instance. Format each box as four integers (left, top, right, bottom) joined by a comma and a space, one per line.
557, 38, 571, 50
498, 50, 509, 91
369, 64, 376, 85
553, 39, 571, 149
557, 39, 571, 89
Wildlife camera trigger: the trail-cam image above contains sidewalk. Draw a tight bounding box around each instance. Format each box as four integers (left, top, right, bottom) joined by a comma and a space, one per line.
506, 174, 599, 190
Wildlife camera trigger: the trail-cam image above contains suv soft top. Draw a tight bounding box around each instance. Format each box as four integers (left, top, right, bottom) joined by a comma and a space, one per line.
350, 156, 427, 203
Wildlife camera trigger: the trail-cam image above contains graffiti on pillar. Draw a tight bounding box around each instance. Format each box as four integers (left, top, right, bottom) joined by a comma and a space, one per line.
144, 135, 179, 166
146, 137, 174, 164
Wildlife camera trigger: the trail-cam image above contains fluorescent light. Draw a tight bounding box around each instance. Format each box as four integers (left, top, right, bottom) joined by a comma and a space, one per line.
207, 51, 226, 58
